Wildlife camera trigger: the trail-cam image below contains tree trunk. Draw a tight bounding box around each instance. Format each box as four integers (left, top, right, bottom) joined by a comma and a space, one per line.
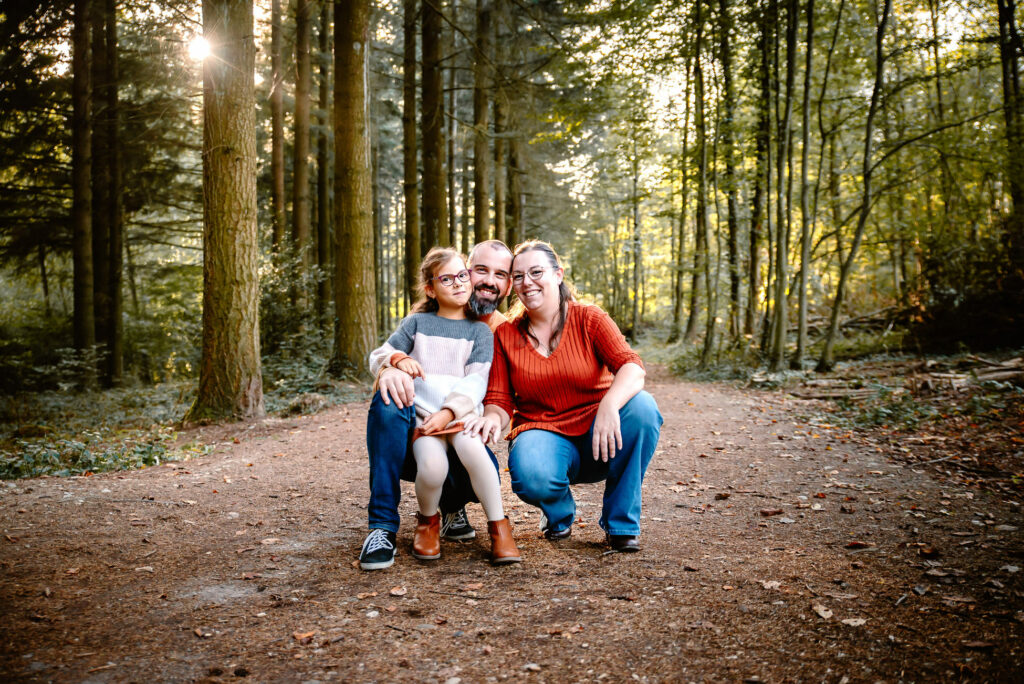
271, 0, 286, 254
422, 0, 448, 248
769, 0, 796, 371
718, 0, 740, 342
817, 0, 890, 371
473, 0, 492, 243
447, 36, 458, 248
403, 0, 420, 306
746, 2, 771, 339
293, 0, 313, 309
330, 0, 377, 377
687, 0, 708, 348
317, 1, 332, 327
667, 55, 692, 345
72, 0, 96, 383
187, 0, 264, 422
997, 0, 1024, 270
630, 138, 641, 341
793, 0, 814, 368
493, 0, 508, 245
509, 134, 525, 246
91, 0, 122, 386
91, 6, 111, 379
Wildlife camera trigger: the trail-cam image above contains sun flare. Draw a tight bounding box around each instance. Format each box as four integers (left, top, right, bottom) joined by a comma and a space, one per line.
188, 37, 210, 61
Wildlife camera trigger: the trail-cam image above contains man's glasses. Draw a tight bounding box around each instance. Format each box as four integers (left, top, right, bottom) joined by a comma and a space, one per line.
433, 269, 471, 287
511, 267, 551, 285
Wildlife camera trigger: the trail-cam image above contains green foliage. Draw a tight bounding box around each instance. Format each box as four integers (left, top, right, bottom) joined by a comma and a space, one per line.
0, 431, 178, 479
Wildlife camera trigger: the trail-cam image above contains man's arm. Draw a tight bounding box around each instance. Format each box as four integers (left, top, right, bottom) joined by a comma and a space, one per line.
377, 367, 416, 408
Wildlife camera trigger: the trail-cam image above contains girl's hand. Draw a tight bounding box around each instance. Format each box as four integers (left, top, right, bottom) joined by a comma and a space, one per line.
463, 413, 502, 444
420, 408, 455, 434
395, 357, 424, 378
591, 399, 623, 462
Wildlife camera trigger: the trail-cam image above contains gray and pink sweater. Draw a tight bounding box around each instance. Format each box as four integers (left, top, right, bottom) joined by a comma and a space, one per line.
368, 312, 494, 424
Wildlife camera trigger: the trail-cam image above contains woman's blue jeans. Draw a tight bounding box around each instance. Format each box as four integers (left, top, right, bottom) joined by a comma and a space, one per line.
508, 391, 662, 537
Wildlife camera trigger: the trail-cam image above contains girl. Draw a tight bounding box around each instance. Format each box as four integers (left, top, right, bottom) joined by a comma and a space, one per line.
368, 247, 521, 564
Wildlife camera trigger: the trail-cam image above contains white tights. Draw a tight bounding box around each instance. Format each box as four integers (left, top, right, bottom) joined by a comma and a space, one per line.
413, 432, 504, 522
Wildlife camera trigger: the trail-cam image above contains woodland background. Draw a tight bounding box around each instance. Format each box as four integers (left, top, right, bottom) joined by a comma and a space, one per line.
1, 0, 1023, 476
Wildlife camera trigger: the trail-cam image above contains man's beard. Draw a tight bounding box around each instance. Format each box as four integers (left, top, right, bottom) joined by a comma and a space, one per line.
469, 287, 501, 316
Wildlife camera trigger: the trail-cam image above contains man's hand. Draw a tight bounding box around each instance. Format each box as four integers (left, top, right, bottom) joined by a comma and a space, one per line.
420, 408, 455, 434
379, 367, 415, 408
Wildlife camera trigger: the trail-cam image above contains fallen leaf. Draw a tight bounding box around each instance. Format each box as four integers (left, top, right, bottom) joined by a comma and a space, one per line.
356, 592, 378, 599
845, 541, 871, 549
760, 508, 784, 517
1000, 565, 1020, 574
841, 618, 867, 626
962, 640, 995, 650
260, 538, 281, 545
759, 580, 781, 590
390, 586, 408, 597
460, 582, 484, 592
293, 630, 316, 645
134, 566, 154, 573
66, 568, 80, 575
812, 603, 833, 619
523, 663, 542, 672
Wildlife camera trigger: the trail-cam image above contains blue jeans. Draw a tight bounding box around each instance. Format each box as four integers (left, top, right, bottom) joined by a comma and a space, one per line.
366, 392, 498, 532
508, 391, 662, 537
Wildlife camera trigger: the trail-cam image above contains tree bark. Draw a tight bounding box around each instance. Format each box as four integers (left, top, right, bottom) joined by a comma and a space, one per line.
718, 0, 740, 342
187, 0, 264, 421
293, 0, 313, 308
72, 0, 96, 383
403, 0, 421, 306
769, 0, 796, 371
688, 0, 708, 349
473, 0, 492, 243
317, 1, 332, 327
667, 55, 692, 345
331, 0, 377, 377
793, 0, 814, 368
422, 0, 448, 248
997, 0, 1024, 270
817, 0, 890, 371
271, 0, 286, 254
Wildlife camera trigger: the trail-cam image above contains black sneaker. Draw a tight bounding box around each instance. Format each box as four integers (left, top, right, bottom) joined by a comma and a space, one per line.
441, 508, 476, 540
359, 528, 396, 570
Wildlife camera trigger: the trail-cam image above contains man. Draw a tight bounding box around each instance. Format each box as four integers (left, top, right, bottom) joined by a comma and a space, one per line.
359, 240, 513, 570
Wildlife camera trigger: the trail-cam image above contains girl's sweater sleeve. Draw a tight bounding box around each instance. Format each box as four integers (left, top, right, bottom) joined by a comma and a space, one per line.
441, 323, 493, 421
368, 315, 417, 375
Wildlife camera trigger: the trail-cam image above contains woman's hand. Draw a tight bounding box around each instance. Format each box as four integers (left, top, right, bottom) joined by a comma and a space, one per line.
591, 398, 623, 462
420, 408, 455, 434
395, 357, 424, 378
463, 413, 503, 444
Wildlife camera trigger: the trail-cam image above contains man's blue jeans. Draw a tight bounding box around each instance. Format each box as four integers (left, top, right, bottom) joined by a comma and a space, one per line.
508, 391, 662, 537
366, 392, 498, 532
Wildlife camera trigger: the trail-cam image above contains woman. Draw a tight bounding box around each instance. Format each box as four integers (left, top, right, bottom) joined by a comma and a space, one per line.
464, 241, 662, 552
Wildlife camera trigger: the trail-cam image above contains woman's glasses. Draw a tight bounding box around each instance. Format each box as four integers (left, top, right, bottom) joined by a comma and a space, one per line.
433, 269, 471, 287
511, 266, 550, 286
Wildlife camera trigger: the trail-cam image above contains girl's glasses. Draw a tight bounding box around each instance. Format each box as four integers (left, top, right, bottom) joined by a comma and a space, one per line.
433, 269, 471, 287
511, 267, 550, 285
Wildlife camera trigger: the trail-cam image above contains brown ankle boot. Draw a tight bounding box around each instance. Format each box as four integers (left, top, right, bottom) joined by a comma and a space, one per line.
413, 512, 441, 560
488, 517, 522, 564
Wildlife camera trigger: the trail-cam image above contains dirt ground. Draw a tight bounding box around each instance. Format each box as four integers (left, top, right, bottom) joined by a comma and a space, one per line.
2, 369, 1022, 683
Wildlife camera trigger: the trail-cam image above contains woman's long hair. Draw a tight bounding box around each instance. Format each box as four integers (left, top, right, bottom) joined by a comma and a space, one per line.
411, 247, 466, 314
510, 240, 576, 352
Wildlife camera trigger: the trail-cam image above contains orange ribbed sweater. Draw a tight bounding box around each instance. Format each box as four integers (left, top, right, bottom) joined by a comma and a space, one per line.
483, 301, 643, 441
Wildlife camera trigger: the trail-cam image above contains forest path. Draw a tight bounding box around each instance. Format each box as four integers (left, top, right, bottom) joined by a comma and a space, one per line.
1, 373, 1022, 682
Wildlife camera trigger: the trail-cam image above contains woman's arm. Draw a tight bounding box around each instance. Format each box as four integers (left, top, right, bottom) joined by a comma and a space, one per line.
591, 361, 645, 462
